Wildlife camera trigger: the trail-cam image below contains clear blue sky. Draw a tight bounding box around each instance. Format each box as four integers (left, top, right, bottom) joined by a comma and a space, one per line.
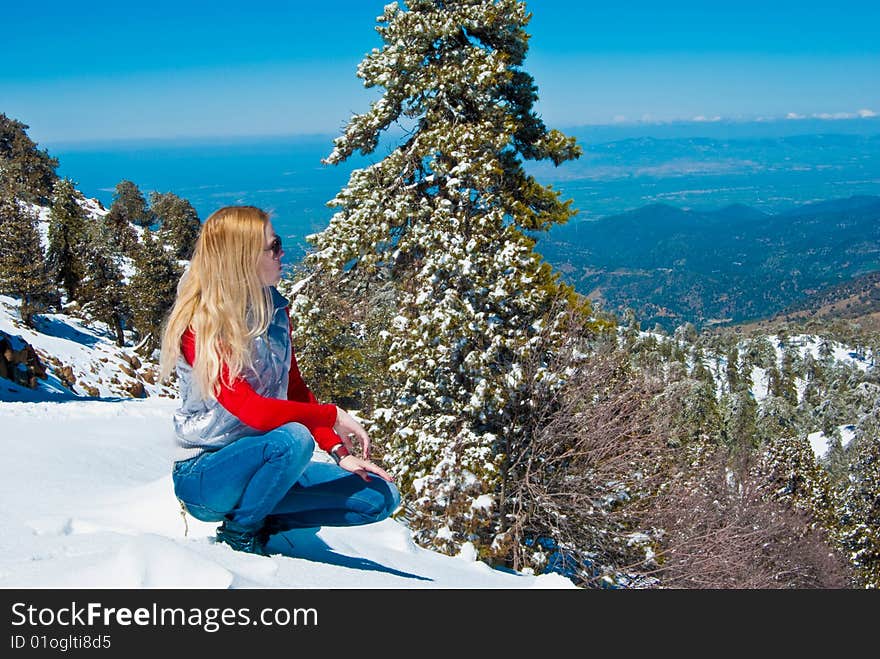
2, 0, 878, 144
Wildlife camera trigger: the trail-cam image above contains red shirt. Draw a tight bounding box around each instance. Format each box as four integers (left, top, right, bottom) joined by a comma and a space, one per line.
180, 318, 342, 453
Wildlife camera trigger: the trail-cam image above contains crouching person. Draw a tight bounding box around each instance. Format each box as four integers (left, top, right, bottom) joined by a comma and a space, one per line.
159, 205, 399, 555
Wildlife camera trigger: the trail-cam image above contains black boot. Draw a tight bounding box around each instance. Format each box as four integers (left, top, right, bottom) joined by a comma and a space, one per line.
215, 522, 273, 556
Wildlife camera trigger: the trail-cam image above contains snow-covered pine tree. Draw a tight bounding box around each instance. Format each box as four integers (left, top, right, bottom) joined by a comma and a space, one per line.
294, 0, 589, 559
0, 196, 56, 326
127, 231, 181, 354
754, 432, 838, 532
0, 113, 58, 204
47, 178, 88, 303
104, 204, 139, 257
110, 180, 154, 229
152, 191, 201, 260
79, 218, 131, 347
835, 401, 880, 588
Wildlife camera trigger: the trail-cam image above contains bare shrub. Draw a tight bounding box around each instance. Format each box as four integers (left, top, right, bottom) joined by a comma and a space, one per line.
498, 307, 851, 588
644, 446, 852, 589
497, 312, 673, 586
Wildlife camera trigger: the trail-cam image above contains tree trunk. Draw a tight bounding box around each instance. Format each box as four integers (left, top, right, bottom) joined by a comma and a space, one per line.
112, 312, 125, 347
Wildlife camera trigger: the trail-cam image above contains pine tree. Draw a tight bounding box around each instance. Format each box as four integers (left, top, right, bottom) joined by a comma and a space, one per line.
835, 406, 880, 588
622, 308, 640, 350
690, 346, 713, 383
767, 364, 798, 406
674, 321, 698, 344
722, 388, 759, 454
0, 113, 58, 203
293, 0, 590, 559
664, 378, 722, 446
754, 432, 841, 559
725, 346, 740, 392
756, 394, 799, 444
103, 205, 139, 257
818, 337, 835, 365
780, 344, 801, 405
47, 178, 88, 303
282, 274, 394, 411
152, 191, 201, 260
745, 335, 776, 370
127, 231, 181, 354
0, 197, 56, 325
79, 219, 131, 347
110, 180, 154, 229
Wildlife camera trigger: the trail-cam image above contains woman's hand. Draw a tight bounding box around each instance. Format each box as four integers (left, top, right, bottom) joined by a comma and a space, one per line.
333, 406, 371, 460
337, 454, 394, 483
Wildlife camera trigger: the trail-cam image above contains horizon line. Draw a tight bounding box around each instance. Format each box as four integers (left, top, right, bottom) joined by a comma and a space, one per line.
41, 114, 880, 150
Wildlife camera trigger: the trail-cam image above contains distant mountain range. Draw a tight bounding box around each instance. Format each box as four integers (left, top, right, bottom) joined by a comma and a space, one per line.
535, 195, 880, 330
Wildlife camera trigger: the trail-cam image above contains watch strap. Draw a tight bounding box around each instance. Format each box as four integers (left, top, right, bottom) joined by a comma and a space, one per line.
329, 443, 350, 464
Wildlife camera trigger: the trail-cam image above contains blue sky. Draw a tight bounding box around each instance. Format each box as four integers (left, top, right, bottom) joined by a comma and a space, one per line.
2, 0, 878, 144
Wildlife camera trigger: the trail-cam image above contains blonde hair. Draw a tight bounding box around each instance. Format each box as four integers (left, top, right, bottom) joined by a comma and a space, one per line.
159, 205, 274, 398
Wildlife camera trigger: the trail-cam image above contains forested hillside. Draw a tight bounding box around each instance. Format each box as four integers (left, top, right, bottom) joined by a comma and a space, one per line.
537, 196, 880, 330
0, 113, 198, 365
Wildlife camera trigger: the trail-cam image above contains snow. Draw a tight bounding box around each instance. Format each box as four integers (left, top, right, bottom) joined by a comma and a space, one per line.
0, 300, 575, 589
807, 424, 858, 460
0, 295, 175, 400
841, 424, 856, 449
807, 430, 831, 459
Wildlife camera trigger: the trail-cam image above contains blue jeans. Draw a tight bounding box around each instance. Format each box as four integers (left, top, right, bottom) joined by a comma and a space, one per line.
172, 422, 400, 533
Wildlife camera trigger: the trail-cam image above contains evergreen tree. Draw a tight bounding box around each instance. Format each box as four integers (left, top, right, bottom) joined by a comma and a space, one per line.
725, 346, 740, 393
47, 178, 88, 303
836, 407, 880, 588
721, 389, 759, 454
767, 364, 798, 406
745, 335, 776, 370
690, 347, 714, 385
283, 274, 394, 411
674, 321, 698, 344
79, 219, 131, 347
664, 378, 722, 446
127, 231, 181, 354
780, 344, 801, 404
293, 0, 590, 559
754, 432, 839, 547
818, 337, 835, 365
103, 205, 139, 257
152, 191, 201, 260
823, 432, 849, 486
0, 113, 58, 203
110, 180, 154, 229
622, 308, 640, 350
0, 197, 56, 325
756, 395, 799, 444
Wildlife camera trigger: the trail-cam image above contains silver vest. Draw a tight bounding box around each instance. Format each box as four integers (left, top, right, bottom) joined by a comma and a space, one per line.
171, 287, 292, 462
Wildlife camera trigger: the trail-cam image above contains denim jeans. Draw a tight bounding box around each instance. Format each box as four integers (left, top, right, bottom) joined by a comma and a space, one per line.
172, 422, 401, 533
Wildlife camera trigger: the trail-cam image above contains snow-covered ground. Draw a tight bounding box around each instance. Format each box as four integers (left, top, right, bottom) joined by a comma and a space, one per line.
0, 297, 573, 589
0, 294, 175, 400
0, 397, 574, 588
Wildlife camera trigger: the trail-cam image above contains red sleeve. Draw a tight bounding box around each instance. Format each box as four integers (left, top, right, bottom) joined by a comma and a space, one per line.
181, 329, 340, 451
312, 427, 344, 452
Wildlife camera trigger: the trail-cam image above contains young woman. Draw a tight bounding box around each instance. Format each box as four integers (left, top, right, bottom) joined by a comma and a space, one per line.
160, 206, 399, 555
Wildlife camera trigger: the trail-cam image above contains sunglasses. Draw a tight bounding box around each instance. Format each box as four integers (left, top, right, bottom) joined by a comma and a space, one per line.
265, 236, 283, 259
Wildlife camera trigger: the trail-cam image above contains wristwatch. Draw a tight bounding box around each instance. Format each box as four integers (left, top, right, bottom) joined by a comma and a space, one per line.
329, 443, 350, 465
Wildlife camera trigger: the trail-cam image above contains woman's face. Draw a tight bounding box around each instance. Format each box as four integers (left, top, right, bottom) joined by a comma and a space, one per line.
257, 221, 284, 287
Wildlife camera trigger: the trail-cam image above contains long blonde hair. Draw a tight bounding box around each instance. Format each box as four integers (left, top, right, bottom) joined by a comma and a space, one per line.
160, 205, 274, 398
